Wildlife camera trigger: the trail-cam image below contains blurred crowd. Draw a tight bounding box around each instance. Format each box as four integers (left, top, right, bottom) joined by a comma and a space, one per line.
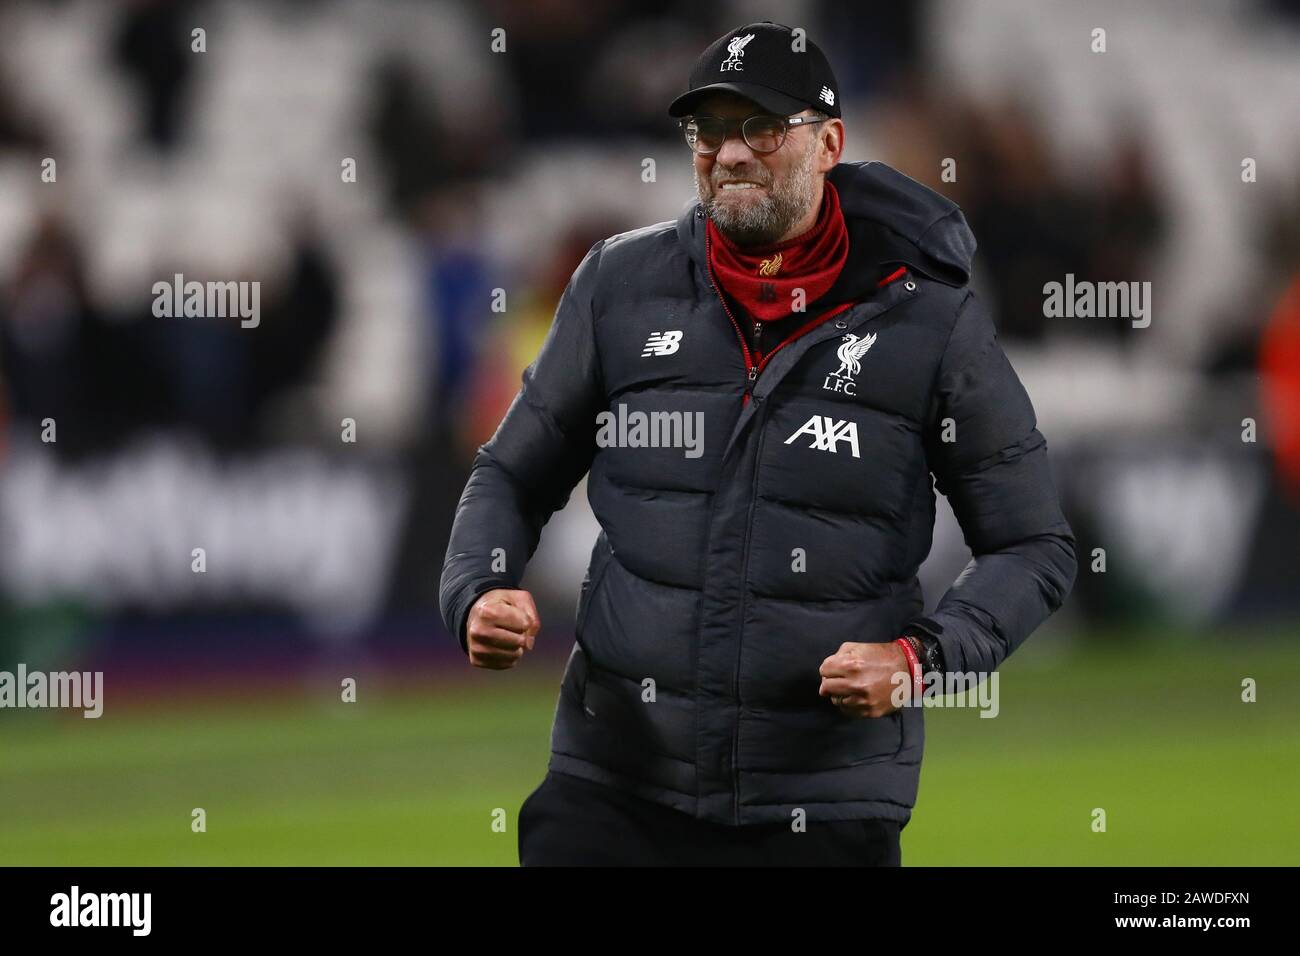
1, 0, 1298, 641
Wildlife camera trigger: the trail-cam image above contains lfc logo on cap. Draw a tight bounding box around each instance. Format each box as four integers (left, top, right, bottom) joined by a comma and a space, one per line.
720, 33, 754, 72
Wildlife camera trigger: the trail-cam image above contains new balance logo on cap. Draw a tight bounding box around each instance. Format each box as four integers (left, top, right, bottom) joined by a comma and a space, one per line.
642, 331, 683, 356
819, 86, 835, 106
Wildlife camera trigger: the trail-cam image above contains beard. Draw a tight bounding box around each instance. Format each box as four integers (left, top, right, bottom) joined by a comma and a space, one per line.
695, 139, 820, 247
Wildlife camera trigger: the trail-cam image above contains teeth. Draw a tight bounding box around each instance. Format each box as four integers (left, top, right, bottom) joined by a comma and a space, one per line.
720, 183, 760, 190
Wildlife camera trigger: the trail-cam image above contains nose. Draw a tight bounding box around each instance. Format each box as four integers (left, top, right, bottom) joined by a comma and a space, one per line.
714, 129, 757, 169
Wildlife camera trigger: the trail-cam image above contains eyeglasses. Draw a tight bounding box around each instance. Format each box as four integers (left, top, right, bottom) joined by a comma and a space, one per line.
679, 113, 828, 155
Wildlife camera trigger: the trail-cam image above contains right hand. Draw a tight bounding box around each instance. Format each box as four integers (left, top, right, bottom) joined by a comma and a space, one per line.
465, 588, 540, 670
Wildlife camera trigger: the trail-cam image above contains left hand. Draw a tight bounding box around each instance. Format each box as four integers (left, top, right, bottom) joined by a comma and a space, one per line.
818, 641, 911, 718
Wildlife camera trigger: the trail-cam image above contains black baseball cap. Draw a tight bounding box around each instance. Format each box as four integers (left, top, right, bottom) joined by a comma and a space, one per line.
668, 20, 841, 119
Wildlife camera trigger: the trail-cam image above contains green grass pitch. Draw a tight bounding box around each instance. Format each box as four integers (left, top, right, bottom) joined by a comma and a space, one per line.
2, 629, 1297, 865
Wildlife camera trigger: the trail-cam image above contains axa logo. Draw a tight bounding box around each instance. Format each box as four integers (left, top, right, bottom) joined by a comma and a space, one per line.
822, 332, 875, 396
642, 330, 683, 356
720, 33, 754, 72
784, 415, 861, 458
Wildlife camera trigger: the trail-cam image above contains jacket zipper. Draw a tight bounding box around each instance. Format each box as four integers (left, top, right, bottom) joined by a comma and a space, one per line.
717, 310, 853, 822
702, 215, 864, 822
703, 220, 758, 821
703, 223, 758, 403
729, 403, 768, 822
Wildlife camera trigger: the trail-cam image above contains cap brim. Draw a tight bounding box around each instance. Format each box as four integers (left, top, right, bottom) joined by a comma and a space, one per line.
668, 82, 809, 118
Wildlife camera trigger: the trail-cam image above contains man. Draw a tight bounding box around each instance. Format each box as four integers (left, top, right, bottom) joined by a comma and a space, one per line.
440, 20, 1076, 866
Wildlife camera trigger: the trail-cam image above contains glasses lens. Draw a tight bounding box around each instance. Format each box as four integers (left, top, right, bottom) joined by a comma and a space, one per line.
686, 117, 725, 153
743, 115, 786, 153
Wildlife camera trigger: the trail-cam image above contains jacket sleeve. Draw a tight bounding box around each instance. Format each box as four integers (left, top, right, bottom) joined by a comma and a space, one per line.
438, 240, 607, 654
910, 290, 1076, 674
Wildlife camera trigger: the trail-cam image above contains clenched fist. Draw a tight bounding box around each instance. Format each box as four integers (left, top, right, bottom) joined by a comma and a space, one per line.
818, 641, 911, 718
466, 588, 540, 669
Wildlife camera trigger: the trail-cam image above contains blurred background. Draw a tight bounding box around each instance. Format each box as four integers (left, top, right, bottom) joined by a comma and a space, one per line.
1, 0, 1298, 865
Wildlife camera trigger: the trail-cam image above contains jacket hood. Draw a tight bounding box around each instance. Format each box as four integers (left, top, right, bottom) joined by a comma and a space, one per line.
678, 160, 975, 307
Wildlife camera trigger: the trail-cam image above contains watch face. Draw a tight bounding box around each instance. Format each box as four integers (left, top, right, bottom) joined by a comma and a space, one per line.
911, 635, 940, 672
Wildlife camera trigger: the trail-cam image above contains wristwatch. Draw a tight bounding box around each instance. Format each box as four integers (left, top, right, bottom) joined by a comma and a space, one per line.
901, 632, 945, 676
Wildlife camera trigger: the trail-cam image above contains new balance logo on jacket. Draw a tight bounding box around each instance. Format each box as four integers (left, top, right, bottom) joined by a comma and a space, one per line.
642, 331, 683, 356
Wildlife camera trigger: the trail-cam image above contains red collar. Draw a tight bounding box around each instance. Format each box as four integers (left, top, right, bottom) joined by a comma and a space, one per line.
706, 180, 850, 322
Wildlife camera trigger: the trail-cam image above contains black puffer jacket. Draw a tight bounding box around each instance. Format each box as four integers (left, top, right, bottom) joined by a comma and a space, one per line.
440, 161, 1076, 826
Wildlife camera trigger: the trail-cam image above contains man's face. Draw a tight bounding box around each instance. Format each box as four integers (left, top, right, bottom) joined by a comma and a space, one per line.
691, 92, 828, 247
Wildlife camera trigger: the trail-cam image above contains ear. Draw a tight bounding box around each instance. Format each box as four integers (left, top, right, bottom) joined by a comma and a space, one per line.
818, 119, 845, 172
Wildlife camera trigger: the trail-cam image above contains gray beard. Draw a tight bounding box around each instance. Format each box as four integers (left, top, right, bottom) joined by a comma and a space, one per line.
696, 142, 820, 247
